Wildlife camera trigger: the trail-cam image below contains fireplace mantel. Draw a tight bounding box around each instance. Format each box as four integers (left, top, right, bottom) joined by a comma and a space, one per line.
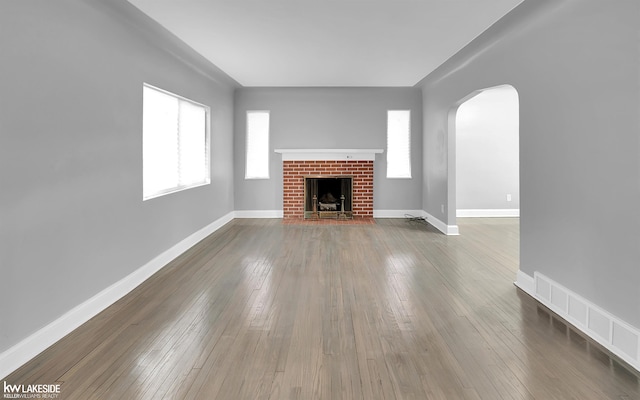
275, 148, 383, 161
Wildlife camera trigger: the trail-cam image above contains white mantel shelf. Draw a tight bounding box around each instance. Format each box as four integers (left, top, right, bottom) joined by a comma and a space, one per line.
274, 148, 383, 161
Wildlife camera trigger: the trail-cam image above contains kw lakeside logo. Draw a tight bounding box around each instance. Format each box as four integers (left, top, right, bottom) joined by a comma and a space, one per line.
3, 381, 61, 399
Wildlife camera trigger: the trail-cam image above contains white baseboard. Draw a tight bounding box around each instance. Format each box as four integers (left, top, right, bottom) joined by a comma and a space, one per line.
422, 211, 459, 235
235, 210, 428, 219
373, 210, 424, 218
234, 210, 283, 218
0, 211, 235, 380
530, 272, 640, 373
514, 269, 535, 297
457, 209, 520, 218
234, 210, 431, 220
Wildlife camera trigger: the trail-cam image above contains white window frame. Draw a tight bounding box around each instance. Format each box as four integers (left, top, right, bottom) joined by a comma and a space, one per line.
245, 110, 270, 179
142, 83, 211, 200
386, 109, 412, 179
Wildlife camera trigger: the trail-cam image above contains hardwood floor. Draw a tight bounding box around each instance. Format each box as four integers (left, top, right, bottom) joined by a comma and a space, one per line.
5, 218, 639, 399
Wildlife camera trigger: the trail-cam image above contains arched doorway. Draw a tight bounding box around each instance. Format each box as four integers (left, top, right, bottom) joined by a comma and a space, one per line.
448, 84, 520, 231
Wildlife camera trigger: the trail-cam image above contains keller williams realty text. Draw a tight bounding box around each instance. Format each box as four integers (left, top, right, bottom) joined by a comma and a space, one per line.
3, 382, 60, 398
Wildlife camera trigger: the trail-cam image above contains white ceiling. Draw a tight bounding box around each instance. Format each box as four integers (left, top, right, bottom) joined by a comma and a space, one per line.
127, 0, 523, 87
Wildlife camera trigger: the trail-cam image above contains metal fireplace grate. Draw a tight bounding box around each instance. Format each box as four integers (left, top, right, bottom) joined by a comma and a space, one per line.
304, 176, 353, 219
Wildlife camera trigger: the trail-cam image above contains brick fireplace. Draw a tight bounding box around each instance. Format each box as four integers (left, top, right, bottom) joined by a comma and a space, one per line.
276, 149, 382, 220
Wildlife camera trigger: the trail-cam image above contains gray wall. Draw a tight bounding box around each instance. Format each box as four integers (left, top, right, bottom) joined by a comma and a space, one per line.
0, 0, 237, 353
418, 0, 640, 327
234, 88, 423, 212
455, 85, 519, 211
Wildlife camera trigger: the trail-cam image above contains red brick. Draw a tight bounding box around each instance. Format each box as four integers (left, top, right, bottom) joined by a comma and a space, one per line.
282, 159, 373, 219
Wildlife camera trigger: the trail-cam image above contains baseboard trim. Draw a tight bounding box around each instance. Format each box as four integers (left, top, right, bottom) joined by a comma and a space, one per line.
457, 209, 520, 218
514, 269, 535, 297
234, 210, 283, 218
0, 211, 235, 380
234, 210, 433, 220
373, 210, 424, 218
531, 272, 640, 373
422, 211, 459, 235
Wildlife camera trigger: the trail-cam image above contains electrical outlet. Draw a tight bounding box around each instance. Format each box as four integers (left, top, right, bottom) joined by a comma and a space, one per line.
441, 204, 445, 214
506, 194, 512, 202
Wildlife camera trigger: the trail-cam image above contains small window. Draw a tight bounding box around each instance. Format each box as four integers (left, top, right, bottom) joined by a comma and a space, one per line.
387, 110, 411, 178
143, 84, 210, 200
245, 111, 270, 179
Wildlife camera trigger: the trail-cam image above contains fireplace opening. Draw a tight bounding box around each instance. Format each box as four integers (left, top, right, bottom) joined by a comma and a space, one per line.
304, 176, 353, 219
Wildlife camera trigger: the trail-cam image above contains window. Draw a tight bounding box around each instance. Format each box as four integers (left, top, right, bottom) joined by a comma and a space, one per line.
386, 110, 411, 178
245, 111, 270, 179
143, 84, 210, 200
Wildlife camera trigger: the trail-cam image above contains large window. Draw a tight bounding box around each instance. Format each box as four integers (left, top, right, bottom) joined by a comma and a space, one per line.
143, 84, 210, 200
245, 110, 270, 179
386, 110, 411, 178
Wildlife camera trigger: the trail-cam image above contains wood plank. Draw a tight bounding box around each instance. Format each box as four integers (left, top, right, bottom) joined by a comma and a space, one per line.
4, 218, 639, 399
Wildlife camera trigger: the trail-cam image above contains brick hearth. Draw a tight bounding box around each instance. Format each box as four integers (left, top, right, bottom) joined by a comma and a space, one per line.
283, 160, 373, 219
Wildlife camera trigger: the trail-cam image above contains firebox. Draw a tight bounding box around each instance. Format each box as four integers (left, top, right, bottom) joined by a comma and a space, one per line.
304, 176, 353, 219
